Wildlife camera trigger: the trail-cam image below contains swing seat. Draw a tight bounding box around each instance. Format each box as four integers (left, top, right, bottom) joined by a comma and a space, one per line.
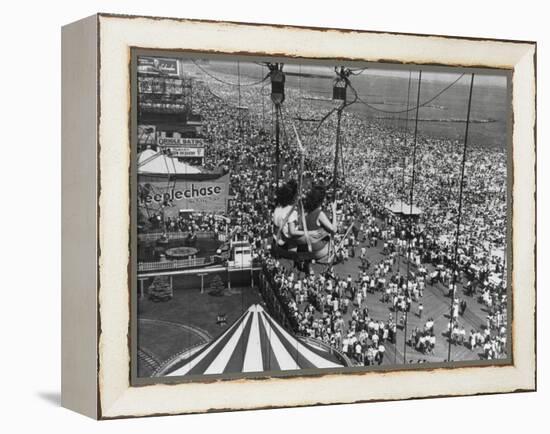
293, 228, 330, 247
271, 241, 330, 263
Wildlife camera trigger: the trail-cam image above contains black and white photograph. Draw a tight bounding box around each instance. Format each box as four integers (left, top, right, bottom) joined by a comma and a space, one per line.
0, 0, 544, 428
133, 53, 510, 380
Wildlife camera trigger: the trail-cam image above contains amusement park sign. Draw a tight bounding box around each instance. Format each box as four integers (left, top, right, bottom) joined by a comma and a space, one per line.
169, 147, 205, 158
138, 56, 180, 76
139, 174, 229, 214
157, 137, 205, 158
157, 137, 205, 147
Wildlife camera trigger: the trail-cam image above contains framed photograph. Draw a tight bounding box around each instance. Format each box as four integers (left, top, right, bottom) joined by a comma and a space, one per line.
61, 13, 536, 419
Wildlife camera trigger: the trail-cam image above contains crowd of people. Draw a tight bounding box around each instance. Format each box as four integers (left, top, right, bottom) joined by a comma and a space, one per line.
138, 63, 509, 364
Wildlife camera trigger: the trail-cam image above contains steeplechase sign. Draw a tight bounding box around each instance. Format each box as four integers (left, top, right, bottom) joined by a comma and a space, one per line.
139, 173, 229, 214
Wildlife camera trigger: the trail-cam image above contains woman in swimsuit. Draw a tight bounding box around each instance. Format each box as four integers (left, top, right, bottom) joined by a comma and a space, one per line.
272, 179, 303, 252
297, 185, 338, 260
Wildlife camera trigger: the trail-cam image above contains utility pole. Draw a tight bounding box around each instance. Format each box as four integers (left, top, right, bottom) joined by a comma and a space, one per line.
275, 105, 280, 184
333, 106, 343, 193
332, 66, 349, 197
447, 73, 475, 362
404, 70, 423, 364
268, 63, 285, 187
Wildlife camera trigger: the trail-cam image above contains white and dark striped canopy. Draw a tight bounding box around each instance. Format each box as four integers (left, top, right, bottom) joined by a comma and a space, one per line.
167, 304, 343, 376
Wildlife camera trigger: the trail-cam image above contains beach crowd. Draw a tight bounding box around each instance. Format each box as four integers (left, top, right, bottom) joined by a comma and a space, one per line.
139, 65, 508, 364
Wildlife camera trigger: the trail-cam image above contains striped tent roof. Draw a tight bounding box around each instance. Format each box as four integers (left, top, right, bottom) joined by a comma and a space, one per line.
167, 304, 343, 376
138, 149, 202, 175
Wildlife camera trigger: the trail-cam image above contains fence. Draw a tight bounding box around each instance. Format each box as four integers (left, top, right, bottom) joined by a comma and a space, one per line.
138, 256, 215, 273
138, 230, 228, 243
300, 336, 353, 367
257, 266, 299, 333
257, 265, 352, 367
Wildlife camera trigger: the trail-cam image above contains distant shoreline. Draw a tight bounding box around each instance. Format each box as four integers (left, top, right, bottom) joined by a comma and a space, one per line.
372, 117, 496, 124
295, 115, 497, 124
197, 64, 507, 147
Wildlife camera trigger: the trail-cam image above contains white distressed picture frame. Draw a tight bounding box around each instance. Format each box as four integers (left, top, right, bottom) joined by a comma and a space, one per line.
61, 13, 536, 419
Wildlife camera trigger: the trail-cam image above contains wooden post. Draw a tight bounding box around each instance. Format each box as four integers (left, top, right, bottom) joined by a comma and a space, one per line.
197, 272, 207, 294
227, 267, 231, 290
170, 275, 173, 298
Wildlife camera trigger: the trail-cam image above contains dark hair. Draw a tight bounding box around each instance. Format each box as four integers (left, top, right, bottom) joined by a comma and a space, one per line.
303, 185, 326, 212
275, 179, 298, 207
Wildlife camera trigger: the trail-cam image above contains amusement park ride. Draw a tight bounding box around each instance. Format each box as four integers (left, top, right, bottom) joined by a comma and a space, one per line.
137, 59, 479, 341
264, 63, 363, 265
131, 54, 515, 395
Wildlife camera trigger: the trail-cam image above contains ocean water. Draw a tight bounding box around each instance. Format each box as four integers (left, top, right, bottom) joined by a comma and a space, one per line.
192, 60, 509, 148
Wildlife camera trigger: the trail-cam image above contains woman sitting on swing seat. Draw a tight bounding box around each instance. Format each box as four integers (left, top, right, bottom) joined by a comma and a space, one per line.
272, 179, 303, 253
296, 184, 338, 261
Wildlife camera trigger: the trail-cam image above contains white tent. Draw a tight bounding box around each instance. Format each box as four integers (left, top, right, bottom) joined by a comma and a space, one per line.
138, 149, 202, 175
166, 304, 344, 376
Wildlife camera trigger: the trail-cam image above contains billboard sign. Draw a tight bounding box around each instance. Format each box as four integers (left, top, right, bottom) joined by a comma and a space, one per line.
138, 57, 180, 76
169, 147, 205, 158
157, 137, 205, 147
139, 174, 229, 214
158, 137, 205, 159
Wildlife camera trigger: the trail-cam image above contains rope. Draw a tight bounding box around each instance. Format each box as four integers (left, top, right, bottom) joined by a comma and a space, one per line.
298, 64, 302, 115
299, 198, 312, 254
321, 83, 359, 268
205, 84, 240, 109
237, 61, 241, 105
397, 70, 413, 295
349, 66, 368, 75
279, 104, 303, 164
447, 73, 475, 362
312, 80, 359, 136
326, 220, 356, 266
340, 127, 346, 183
292, 123, 312, 253
403, 70, 423, 364
137, 150, 163, 168
237, 61, 242, 132
266, 66, 270, 131
273, 114, 311, 253
356, 73, 465, 114
191, 59, 269, 87
161, 150, 173, 203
